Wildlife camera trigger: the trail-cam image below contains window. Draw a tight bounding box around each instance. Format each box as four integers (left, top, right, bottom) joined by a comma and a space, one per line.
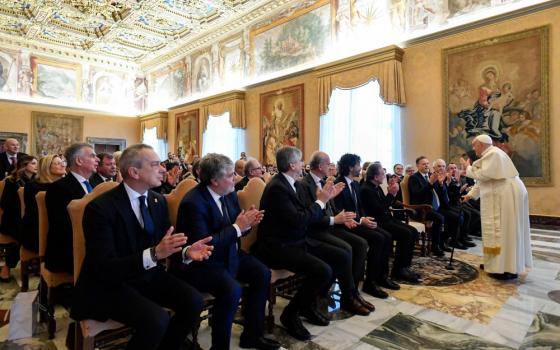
142, 127, 167, 160
319, 80, 401, 168
202, 112, 246, 161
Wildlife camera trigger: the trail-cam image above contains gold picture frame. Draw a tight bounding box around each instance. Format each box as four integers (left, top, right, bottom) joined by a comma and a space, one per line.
444, 26, 550, 186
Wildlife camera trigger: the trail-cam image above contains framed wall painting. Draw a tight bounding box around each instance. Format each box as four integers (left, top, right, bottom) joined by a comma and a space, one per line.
30, 57, 82, 102
176, 109, 200, 163
444, 26, 550, 186
0, 132, 27, 153
260, 84, 304, 166
249, 0, 334, 75
32, 112, 83, 156
86, 137, 127, 154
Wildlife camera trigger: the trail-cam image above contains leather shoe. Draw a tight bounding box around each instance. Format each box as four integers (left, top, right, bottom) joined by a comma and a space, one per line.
300, 307, 329, 326
464, 235, 474, 242
378, 278, 400, 290
341, 296, 370, 316
432, 248, 445, 257
392, 267, 420, 284
362, 282, 388, 299
442, 243, 453, 252
461, 239, 476, 248
280, 310, 311, 341
479, 264, 484, 270
240, 336, 281, 350
354, 292, 375, 312
488, 272, 518, 280
451, 241, 467, 250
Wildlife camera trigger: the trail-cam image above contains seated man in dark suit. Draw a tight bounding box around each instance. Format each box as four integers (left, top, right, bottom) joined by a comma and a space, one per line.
407, 156, 446, 256
172, 153, 280, 350
298, 151, 371, 305
360, 163, 420, 282
254, 147, 370, 341
89, 152, 117, 188
447, 162, 481, 238
45, 143, 99, 274
0, 138, 27, 180
235, 158, 265, 191
72, 144, 213, 350
334, 154, 404, 296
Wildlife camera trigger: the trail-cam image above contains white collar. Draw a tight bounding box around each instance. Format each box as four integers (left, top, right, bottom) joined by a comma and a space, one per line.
71, 171, 88, 183
123, 181, 148, 202
310, 172, 323, 185
282, 172, 296, 187
207, 186, 222, 202
344, 176, 353, 185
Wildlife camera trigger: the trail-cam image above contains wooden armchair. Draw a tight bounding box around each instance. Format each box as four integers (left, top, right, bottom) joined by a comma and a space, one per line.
36, 191, 74, 339
399, 176, 434, 256
18, 186, 40, 292
165, 178, 198, 227
237, 177, 298, 333
0, 180, 18, 250
67, 181, 123, 350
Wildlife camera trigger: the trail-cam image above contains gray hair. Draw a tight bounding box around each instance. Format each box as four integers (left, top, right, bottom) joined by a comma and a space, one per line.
199, 153, 233, 185
244, 158, 260, 176
119, 144, 153, 179
276, 146, 301, 173
64, 143, 93, 168
309, 151, 329, 170
365, 162, 384, 182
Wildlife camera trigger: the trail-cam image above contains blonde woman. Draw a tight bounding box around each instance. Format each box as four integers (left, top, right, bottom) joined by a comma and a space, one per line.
113, 150, 123, 183
21, 155, 66, 254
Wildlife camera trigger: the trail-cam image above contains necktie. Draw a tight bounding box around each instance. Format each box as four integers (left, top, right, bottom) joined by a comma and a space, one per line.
431, 189, 440, 211
9, 156, 16, 166
424, 174, 429, 183
139, 195, 155, 237
220, 196, 231, 224
83, 180, 93, 193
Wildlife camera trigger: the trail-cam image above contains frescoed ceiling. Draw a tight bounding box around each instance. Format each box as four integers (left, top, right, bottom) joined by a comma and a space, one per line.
0, 0, 283, 66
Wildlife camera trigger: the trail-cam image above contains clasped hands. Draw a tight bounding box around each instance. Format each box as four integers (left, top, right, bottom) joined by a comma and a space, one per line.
234, 205, 264, 231
155, 227, 214, 261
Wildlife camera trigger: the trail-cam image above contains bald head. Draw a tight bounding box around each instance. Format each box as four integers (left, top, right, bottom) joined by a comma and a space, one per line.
309, 151, 331, 177
235, 159, 246, 176
244, 158, 263, 178
4, 138, 19, 155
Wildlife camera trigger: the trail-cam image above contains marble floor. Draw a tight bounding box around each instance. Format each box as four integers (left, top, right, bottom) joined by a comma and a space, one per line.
1, 236, 560, 349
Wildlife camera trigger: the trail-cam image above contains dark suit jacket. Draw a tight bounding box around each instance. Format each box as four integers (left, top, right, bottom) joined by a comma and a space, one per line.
256, 173, 324, 247
45, 174, 87, 273
21, 180, 51, 253
89, 173, 114, 188
408, 171, 434, 206
432, 180, 451, 210
333, 176, 364, 218
71, 183, 169, 320
174, 183, 241, 275
359, 181, 396, 224
234, 176, 249, 191
297, 173, 335, 231
0, 152, 27, 180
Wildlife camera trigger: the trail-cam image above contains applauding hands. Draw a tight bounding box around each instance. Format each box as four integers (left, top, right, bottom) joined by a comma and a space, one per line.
234, 205, 265, 231
156, 226, 214, 261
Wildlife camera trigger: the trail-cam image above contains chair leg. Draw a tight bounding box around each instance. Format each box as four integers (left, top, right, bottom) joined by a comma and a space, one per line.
266, 287, 276, 334
191, 318, 201, 350
47, 286, 56, 339
421, 231, 427, 257
39, 277, 48, 323
20, 260, 29, 292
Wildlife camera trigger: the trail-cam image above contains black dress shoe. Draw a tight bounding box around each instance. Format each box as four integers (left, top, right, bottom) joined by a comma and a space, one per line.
461, 240, 476, 248
280, 310, 311, 341
354, 292, 375, 312
240, 336, 281, 350
341, 296, 370, 316
432, 248, 445, 257
392, 268, 420, 284
442, 244, 453, 252
378, 278, 400, 290
464, 235, 474, 242
300, 307, 329, 326
489, 272, 518, 280
362, 282, 388, 299
451, 241, 468, 250
479, 264, 484, 270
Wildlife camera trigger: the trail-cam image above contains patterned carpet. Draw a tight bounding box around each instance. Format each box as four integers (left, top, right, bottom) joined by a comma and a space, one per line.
403, 256, 479, 287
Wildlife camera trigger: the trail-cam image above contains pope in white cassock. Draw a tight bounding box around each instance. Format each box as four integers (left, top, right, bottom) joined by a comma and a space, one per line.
460, 134, 532, 279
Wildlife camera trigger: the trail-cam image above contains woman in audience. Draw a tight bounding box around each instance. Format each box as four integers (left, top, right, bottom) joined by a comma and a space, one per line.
186, 159, 201, 183
0, 155, 38, 281
21, 155, 66, 254
113, 150, 123, 183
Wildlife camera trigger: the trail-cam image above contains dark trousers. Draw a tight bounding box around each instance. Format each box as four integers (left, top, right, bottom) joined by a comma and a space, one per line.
425, 210, 444, 251
174, 252, 270, 350
0, 242, 20, 268
348, 226, 392, 283
256, 239, 350, 311
439, 207, 466, 244
309, 227, 368, 288
379, 220, 418, 269
106, 268, 204, 350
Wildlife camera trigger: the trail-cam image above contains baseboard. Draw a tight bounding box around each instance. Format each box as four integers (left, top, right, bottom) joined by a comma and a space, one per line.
530, 215, 560, 230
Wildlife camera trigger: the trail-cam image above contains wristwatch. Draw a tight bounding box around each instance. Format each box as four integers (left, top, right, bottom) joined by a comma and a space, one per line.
149, 247, 158, 263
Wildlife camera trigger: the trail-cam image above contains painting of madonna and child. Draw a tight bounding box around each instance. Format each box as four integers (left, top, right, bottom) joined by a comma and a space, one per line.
445, 26, 550, 185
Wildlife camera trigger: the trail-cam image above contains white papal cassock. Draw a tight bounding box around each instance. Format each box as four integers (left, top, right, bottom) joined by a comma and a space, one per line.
466, 146, 533, 274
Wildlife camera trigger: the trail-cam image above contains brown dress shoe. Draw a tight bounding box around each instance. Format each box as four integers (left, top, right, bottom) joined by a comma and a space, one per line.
341, 296, 370, 316
355, 293, 375, 312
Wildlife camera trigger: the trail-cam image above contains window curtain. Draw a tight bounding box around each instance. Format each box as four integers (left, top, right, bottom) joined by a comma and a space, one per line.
201, 91, 246, 132
319, 80, 402, 168
139, 112, 168, 140
202, 112, 246, 162
142, 127, 168, 160
317, 45, 406, 116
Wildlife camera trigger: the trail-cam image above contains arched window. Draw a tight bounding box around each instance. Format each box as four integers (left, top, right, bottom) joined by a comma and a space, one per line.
319, 80, 401, 168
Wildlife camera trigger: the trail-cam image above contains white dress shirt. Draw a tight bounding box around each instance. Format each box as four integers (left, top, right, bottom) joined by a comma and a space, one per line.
71, 171, 90, 195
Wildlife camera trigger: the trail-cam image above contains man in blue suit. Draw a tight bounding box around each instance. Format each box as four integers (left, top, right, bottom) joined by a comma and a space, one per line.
172, 153, 280, 350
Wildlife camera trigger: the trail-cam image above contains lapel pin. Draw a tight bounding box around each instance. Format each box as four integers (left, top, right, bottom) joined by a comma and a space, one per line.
154, 198, 158, 203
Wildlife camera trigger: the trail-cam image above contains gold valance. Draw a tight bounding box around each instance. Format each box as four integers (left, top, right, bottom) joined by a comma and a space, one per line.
316, 45, 406, 116
200, 91, 246, 131
139, 112, 168, 140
